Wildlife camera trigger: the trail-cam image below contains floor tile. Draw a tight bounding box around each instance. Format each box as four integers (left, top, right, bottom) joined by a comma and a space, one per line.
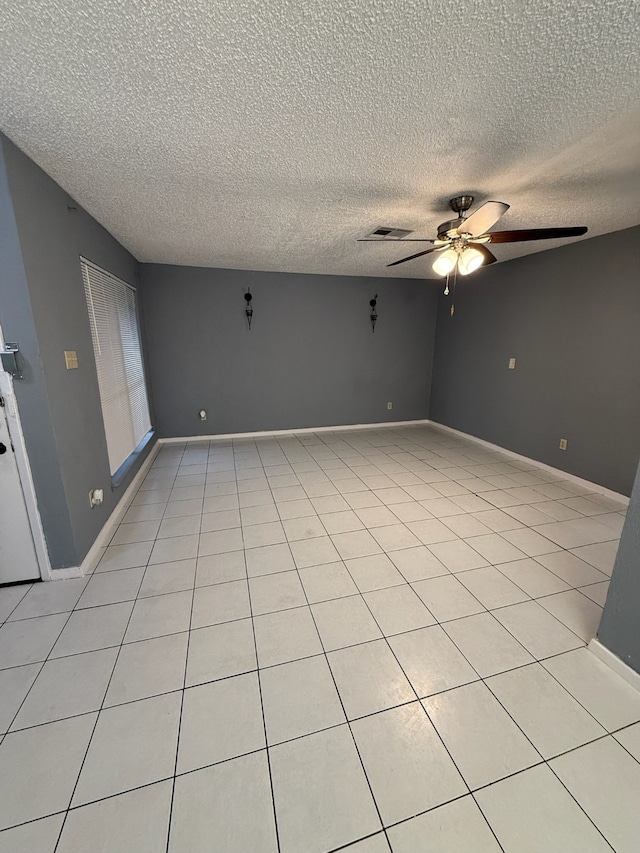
363, 584, 435, 635
412, 575, 485, 622
163, 497, 204, 517
0, 813, 65, 853
0, 613, 67, 669
195, 551, 246, 586
331, 530, 383, 560
243, 521, 287, 549
73, 692, 181, 805
579, 581, 609, 606
290, 535, 341, 568
441, 513, 493, 538
104, 632, 188, 706
471, 509, 524, 532
345, 554, 406, 592
534, 550, 608, 586
457, 566, 529, 608
298, 561, 358, 603
253, 607, 323, 667
319, 511, 364, 535
311, 494, 351, 514
0, 713, 96, 829
241, 503, 280, 526
464, 533, 527, 565
537, 589, 602, 641
388, 546, 449, 581
156, 515, 201, 540
0, 663, 41, 734
496, 558, 571, 597
492, 600, 584, 659
191, 579, 250, 628
532, 518, 617, 549
124, 590, 192, 642
59, 780, 172, 853
389, 501, 434, 523
138, 559, 195, 597
340, 833, 391, 851
424, 681, 540, 789
8, 578, 87, 621
443, 612, 534, 676
261, 655, 345, 744
406, 518, 459, 545
198, 528, 243, 557
245, 543, 295, 577
570, 541, 619, 575
370, 523, 422, 552
249, 570, 307, 615
542, 647, 640, 730
0, 585, 31, 623
11, 647, 117, 730
51, 603, 133, 658
96, 541, 154, 572
169, 752, 277, 853
177, 672, 264, 773
487, 662, 606, 758
111, 519, 161, 546
186, 619, 256, 686
328, 639, 415, 719
282, 515, 327, 541
475, 764, 612, 853
277, 498, 316, 519
615, 722, 640, 761
389, 624, 478, 697
270, 725, 381, 853
76, 567, 145, 608
500, 527, 562, 557
387, 794, 502, 853
351, 701, 466, 824
311, 596, 382, 651
354, 506, 401, 528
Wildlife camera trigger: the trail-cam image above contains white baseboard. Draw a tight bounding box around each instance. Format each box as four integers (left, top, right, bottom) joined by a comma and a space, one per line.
48, 441, 161, 581
428, 421, 630, 507
159, 419, 431, 444
588, 638, 640, 693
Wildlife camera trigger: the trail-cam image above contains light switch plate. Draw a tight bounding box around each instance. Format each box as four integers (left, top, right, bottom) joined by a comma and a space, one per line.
508, 357, 516, 369
64, 350, 78, 369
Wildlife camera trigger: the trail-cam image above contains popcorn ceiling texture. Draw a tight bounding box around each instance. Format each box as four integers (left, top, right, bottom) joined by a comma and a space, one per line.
1, 0, 639, 278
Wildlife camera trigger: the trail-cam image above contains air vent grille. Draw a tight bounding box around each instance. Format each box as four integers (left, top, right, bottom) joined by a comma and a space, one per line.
366, 227, 413, 240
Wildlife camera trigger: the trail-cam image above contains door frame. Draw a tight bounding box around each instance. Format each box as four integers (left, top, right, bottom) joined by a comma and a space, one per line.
0, 324, 51, 581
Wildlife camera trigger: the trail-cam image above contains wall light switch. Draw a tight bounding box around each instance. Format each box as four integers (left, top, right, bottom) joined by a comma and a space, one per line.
559, 438, 568, 451
508, 357, 516, 369
387, 402, 393, 410
64, 350, 78, 369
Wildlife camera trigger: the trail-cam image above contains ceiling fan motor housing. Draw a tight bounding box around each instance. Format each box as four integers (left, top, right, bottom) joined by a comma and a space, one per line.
437, 218, 466, 239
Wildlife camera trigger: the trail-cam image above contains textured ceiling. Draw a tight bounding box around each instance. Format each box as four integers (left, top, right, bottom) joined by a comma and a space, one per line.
1, 0, 639, 278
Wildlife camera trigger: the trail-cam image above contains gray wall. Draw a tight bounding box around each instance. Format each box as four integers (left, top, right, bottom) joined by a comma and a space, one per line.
0, 135, 156, 569
139, 265, 438, 437
598, 459, 640, 673
429, 226, 640, 496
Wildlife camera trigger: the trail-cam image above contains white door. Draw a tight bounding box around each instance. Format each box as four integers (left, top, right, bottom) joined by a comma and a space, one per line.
0, 394, 41, 583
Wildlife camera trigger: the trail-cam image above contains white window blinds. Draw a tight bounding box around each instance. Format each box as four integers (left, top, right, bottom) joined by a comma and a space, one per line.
81, 258, 152, 475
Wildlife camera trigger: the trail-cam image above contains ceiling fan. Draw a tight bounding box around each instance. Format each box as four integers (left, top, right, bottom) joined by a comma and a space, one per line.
360, 195, 588, 277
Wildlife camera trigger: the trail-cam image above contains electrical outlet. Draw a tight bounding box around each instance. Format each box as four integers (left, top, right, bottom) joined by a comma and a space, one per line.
508, 357, 516, 369
89, 488, 104, 508
387, 402, 393, 410
559, 438, 568, 451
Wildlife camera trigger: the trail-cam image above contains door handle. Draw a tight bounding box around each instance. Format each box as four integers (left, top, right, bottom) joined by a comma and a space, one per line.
0, 442, 7, 454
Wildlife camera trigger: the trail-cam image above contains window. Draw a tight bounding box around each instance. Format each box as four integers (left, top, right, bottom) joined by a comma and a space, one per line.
81, 258, 152, 476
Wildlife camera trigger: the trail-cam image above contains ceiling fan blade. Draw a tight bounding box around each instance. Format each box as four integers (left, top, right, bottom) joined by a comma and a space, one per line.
487, 226, 588, 243
386, 246, 443, 267
357, 238, 436, 242
472, 243, 497, 265
458, 201, 510, 237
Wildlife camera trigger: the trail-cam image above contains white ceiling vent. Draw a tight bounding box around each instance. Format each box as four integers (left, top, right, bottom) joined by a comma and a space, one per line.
365, 227, 413, 240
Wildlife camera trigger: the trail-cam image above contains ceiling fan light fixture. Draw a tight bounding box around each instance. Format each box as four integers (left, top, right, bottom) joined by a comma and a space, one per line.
432, 248, 458, 276
458, 246, 484, 275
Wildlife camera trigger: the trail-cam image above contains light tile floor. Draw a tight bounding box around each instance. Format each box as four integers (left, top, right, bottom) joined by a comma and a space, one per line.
1, 424, 639, 852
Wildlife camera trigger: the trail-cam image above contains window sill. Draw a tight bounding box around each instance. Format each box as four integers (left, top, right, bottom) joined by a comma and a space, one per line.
111, 429, 156, 489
